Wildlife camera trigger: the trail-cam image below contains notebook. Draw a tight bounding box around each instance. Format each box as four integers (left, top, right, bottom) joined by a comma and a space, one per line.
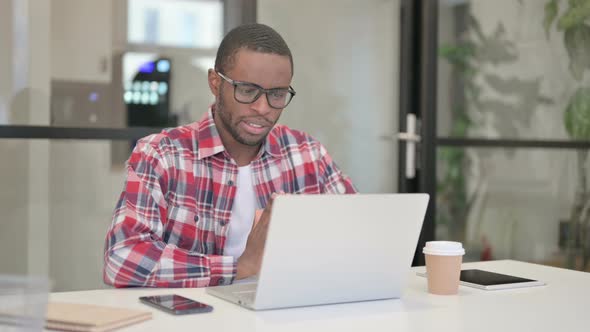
207, 193, 430, 310
45, 302, 152, 332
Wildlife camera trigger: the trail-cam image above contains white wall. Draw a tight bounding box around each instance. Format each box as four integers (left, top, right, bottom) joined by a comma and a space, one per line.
0, 0, 123, 290
258, 0, 401, 193
0, 1, 25, 276
51, 0, 113, 83
0, 138, 29, 276
47, 0, 127, 291
49, 141, 125, 291
0, 0, 51, 279
0, 1, 11, 125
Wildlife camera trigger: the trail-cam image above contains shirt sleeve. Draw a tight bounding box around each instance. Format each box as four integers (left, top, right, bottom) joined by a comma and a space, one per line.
103, 138, 236, 288
316, 143, 358, 194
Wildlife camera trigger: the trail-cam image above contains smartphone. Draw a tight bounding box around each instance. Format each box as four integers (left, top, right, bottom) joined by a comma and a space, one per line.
139, 294, 213, 315
459, 269, 545, 290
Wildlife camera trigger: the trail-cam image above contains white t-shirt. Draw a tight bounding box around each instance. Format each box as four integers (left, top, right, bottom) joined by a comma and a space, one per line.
224, 165, 257, 258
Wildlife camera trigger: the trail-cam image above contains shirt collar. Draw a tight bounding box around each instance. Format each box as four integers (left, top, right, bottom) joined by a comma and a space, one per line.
196, 106, 282, 160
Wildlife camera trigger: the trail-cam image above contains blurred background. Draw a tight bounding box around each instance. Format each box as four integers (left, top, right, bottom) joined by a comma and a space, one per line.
0, 0, 589, 292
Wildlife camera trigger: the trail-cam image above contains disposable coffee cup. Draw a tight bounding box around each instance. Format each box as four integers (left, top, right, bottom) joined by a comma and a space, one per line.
423, 241, 465, 295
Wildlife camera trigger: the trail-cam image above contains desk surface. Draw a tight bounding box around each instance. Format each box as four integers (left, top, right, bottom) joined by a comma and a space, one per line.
48, 260, 590, 332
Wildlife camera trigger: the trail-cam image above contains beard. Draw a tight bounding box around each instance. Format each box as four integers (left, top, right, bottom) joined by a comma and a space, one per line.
214, 86, 274, 147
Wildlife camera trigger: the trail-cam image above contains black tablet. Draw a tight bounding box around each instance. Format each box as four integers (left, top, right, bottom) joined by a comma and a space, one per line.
417, 269, 546, 290
459, 269, 545, 290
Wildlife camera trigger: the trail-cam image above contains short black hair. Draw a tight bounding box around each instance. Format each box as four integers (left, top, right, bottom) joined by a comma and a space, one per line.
214, 23, 293, 76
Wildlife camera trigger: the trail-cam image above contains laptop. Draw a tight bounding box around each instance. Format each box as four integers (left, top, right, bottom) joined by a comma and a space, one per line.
206, 193, 429, 310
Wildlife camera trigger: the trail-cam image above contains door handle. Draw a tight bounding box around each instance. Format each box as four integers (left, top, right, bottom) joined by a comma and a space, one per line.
397, 114, 421, 179
378, 114, 421, 179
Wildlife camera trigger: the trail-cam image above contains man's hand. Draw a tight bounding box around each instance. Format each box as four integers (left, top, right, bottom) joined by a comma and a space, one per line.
236, 193, 280, 279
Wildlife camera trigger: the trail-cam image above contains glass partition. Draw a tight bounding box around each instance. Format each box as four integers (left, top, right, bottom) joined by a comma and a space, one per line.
435, 0, 590, 272
0, 139, 127, 292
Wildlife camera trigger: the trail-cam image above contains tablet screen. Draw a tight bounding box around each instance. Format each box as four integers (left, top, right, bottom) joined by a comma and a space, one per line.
460, 269, 537, 286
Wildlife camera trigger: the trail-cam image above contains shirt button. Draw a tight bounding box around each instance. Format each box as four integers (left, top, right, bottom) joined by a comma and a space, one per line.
219, 220, 227, 227
194, 215, 199, 222
227, 180, 234, 186
218, 277, 227, 285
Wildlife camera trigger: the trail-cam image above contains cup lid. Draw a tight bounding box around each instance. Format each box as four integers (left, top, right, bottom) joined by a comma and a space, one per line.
423, 241, 465, 256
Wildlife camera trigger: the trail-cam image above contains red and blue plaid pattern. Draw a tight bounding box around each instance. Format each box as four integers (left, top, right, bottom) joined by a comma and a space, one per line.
103, 109, 357, 288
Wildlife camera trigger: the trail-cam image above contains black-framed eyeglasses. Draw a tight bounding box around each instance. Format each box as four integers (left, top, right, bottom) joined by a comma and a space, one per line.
216, 71, 296, 109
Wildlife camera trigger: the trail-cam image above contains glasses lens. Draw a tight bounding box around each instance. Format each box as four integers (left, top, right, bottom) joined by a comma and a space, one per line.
233, 82, 294, 108
267, 89, 293, 108
234, 84, 261, 103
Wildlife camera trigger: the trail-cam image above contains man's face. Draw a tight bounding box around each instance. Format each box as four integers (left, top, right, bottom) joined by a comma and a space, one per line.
209, 49, 293, 148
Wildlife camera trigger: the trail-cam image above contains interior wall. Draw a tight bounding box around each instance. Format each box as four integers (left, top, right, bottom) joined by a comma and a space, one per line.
0, 0, 51, 279
47, 0, 125, 291
0, 0, 11, 125
51, 0, 113, 83
0, 0, 28, 276
49, 141, 125, 291
258, 0, 401, 193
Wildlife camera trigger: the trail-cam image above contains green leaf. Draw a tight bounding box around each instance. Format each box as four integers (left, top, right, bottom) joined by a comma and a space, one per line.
544, 0, 559, 38
451, 113, 472, 137
570, 61, 585, 80
564, 24, 590, 80
564, 87, 590, 139
569, 0, 587, 7
438, 43, 476, 68
558, 0, 590, 30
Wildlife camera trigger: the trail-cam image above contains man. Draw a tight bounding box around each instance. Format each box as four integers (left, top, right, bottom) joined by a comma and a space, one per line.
103, 24, 356, 288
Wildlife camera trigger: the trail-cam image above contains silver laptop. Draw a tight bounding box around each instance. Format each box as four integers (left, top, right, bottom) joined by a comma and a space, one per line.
206, 193, 429, 310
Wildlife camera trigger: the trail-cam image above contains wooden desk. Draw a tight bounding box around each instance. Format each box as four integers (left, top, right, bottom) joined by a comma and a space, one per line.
47, 260, 590, 332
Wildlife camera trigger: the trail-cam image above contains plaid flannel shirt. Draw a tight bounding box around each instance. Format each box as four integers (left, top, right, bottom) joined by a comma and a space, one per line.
103, 109, 357, 288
